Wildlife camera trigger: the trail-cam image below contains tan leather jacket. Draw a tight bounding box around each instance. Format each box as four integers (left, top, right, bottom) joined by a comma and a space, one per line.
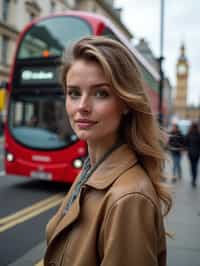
44, 144, 166, 266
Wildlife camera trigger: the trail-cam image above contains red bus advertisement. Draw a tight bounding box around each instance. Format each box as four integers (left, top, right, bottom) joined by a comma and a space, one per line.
4, 11, 165, 183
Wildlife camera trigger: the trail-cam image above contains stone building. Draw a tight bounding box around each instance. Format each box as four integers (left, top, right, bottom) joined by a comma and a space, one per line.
174, 44, 200, 121
174, 44, 189, 119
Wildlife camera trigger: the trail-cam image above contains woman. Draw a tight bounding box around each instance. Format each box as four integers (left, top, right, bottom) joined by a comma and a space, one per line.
44, 36, 172, 266
168, 124, 185, 181
185, 122, 200, 187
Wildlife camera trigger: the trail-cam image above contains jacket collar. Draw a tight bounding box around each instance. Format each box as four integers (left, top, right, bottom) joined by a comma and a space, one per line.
85, 144, 138, 189
46, 144, 138, 249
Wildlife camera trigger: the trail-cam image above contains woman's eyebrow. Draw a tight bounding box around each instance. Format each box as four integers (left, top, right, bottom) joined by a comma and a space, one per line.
66, 85, 80, 89
67, 83, 110, 89
91, 82, 110, 89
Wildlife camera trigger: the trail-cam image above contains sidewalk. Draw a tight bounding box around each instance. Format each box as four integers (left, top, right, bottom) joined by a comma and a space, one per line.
165, 153, 200, 266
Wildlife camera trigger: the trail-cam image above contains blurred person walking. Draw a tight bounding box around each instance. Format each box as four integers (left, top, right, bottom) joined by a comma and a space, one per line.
185, 122, 200, 187
168, 124, 185, 181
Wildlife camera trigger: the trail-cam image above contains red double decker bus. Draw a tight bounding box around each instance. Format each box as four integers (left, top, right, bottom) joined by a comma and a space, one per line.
4, 11, 165, 183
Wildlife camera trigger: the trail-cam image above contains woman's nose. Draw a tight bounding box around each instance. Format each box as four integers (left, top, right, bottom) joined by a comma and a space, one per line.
78, 95, 91, 113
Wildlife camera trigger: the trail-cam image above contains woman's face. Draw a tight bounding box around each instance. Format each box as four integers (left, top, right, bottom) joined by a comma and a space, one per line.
65, 59, 125, 143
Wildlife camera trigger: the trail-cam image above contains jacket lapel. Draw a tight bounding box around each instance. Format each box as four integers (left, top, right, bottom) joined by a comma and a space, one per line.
85, 144, 138, 189
48, 186, 82, 246
48, 144, 138, 246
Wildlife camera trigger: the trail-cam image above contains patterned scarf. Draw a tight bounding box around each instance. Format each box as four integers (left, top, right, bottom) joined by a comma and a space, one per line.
63, 141, 123, 214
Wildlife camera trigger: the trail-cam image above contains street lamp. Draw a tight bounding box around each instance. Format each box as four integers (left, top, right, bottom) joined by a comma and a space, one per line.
158, 0, 165, 125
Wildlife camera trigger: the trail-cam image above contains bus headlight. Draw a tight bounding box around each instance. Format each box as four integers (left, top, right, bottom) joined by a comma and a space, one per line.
73, 159, 83, 169
6, 152, 14, 162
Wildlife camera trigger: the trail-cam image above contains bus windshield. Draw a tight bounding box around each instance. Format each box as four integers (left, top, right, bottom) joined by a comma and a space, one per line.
17, 16, 92, 59
8, 95, 77, 150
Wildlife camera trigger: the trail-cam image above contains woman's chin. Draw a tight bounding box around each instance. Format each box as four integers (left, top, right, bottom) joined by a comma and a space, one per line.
77, 132, 98, 142
76, 132, 92, 141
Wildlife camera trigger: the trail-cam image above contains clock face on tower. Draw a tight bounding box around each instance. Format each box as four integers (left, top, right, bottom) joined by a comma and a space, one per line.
178, 64, 187, 75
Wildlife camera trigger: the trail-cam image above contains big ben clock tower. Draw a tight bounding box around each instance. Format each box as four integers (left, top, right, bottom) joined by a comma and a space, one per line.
174, 44, 189, 119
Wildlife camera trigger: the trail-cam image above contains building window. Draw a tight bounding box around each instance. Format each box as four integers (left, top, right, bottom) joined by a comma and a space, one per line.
50, 1, 55, 12
1, 36, 9, 65
29, 12, 36, 21
2, 0, 10, 21
67, 0, 76, 8
25, 1, 41, 21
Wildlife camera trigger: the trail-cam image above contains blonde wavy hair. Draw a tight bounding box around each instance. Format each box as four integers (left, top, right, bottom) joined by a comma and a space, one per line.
61, 36, 172, 216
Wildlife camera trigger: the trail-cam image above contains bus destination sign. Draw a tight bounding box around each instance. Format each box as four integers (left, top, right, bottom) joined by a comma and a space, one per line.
20, 66, 58, 86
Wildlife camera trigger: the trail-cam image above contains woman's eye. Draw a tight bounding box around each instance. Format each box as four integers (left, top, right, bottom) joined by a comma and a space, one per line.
95, 90, 109, 98
67, 88, 81, 98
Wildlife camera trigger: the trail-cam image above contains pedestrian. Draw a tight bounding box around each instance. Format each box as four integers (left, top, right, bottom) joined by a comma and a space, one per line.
185, 122, 200, 187
168, 124, 185, 182
44, 36, 172, 266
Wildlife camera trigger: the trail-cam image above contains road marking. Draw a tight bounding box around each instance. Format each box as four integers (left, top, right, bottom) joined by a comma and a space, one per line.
35, 259, 43, 266
0, 194, 64, 233
0, 194, 63, 224
0, 170, 5, 176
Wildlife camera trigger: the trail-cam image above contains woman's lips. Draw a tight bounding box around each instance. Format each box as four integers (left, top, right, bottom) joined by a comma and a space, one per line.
75, 120, 98, 129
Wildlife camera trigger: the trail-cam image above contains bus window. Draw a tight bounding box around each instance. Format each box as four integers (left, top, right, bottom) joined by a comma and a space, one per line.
17, 16, 92, 59
8, 95, 77, 150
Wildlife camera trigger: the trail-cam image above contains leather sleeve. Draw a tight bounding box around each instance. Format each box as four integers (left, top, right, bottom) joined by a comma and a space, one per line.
100, 193, 165, 266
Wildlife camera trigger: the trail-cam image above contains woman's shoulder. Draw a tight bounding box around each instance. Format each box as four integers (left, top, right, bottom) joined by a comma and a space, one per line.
106, 163, 160, 210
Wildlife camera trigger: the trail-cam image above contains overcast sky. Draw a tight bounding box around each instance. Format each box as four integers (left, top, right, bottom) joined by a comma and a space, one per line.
115, 0, 200, 106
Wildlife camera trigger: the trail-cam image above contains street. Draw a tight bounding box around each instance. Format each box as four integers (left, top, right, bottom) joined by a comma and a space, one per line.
0, 138, 200, 265
0, 138, 70, 266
